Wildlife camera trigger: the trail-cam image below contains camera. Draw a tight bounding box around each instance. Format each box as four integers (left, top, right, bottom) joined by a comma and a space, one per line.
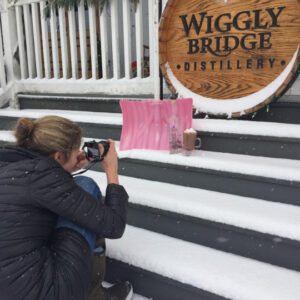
82, 140, 110, 161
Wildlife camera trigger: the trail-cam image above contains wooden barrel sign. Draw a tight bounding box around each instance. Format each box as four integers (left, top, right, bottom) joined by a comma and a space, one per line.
159, 0, 300, 117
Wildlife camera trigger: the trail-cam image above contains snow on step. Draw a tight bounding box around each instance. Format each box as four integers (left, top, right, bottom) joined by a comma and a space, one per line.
0, 130, 298, 243
19, 94, 150, 102
0, 108, 122, 125
118, 148, 300, 182
86, 170, 300, 242
0, 131, 15, 142
0, 131, 120, 148
2, 107, 300, 139
103, 283, 149, 300
193, 119, 300, 139
2, 130, 300, 182
107, 226, 300, 300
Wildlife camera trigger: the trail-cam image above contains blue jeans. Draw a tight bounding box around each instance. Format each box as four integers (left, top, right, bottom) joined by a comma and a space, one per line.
56, 176, 104, 253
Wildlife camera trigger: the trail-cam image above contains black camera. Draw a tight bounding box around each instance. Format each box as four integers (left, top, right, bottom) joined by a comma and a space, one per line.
82, 140, 110, 161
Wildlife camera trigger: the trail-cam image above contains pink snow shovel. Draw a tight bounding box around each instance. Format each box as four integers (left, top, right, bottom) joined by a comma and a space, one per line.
119, 98, 193, 151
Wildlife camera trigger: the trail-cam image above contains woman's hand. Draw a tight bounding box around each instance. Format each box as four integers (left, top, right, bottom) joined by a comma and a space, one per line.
99, 139, 119, 184
71, 151, 90, 173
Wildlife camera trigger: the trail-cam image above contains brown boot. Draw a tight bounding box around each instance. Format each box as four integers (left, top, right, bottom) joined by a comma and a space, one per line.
88, 238, 133, 300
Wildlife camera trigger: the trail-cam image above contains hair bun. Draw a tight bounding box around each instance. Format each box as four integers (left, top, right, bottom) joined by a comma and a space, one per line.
14, 118, 35, 147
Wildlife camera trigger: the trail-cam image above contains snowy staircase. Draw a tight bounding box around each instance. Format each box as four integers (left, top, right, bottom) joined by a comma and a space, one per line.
1, 94, 300, 299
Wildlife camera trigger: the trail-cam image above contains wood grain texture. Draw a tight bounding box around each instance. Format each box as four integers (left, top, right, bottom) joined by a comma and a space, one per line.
159, 0, 300, 115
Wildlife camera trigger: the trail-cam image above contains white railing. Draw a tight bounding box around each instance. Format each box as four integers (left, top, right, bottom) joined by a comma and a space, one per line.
5, 0, 160, 97
0, 1, 16, 107
0, 14, 7, 92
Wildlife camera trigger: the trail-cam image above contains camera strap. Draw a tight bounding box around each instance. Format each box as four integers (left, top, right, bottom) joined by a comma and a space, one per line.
72, 159, 101, 177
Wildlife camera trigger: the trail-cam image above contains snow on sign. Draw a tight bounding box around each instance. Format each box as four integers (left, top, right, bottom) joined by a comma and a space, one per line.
159, 0, 300, 117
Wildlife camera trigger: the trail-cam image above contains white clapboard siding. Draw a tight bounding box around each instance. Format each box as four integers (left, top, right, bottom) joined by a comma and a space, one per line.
0, 20, 6, 88
110, 0, 120, 79
99, 3, 109, 79
31, 2, 43, 78
88, 4, 98, 79
58, 7, 69, 79
135, 0, 143, 78
40, 1, 51, 79
50, 6, 59, 78
122, 0, 132, 79
78, 0, 87, 79
68, 6, 78, 79
23, 4, 36, 78
15, 6, 28, 79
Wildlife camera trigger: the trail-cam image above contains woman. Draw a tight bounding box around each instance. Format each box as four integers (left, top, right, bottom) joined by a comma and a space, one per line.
0, 116, 132, 300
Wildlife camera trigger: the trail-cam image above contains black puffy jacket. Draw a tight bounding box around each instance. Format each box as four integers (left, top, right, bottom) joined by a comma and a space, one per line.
0, 146, 128, 300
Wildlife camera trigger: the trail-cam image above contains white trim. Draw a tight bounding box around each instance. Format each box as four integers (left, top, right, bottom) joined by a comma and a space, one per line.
15, 77, 156, 95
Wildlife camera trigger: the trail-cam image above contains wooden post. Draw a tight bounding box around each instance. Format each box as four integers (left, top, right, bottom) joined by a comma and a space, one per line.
150, 0, 160, 99
1, 0, 19, 83
123, 0, 132, 79
89, 4, 98, 79
68, 6, 78, 79
40, 1, 51, 79
0, 0, 19, 107
135, 0, 143, 78
111, 0, 120, 79
32, 2, 43, 78
78, 0, 87, 79
59, 7, 69, 79
50, 6, 59, 79
99, 3, 109, 79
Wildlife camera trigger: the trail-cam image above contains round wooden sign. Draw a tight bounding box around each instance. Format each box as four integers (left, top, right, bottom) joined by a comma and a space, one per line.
159, 0, 300, 117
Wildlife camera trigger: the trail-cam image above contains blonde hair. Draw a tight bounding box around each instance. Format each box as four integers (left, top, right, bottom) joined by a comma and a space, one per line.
14, 116, 82, 159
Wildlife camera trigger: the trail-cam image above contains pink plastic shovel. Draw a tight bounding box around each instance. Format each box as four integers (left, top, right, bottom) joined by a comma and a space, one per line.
119, 98, 193, 151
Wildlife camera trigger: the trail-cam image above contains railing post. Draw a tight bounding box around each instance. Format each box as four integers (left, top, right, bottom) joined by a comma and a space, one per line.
0, 0, 19, 108
0, 15, 6, 90
153, 0, 160, 99
1, 0, 18, 84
